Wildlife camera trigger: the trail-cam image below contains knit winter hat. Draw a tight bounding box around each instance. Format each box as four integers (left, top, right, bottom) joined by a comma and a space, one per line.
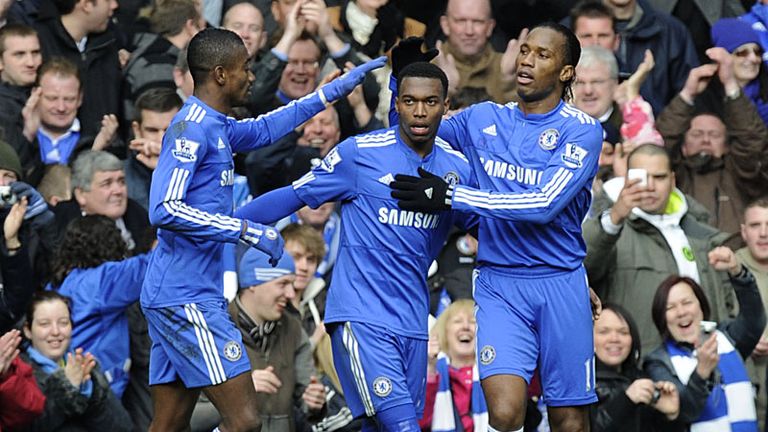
711, 18, 761, 53
0, 140, 22, 180
238, 247, 295, 288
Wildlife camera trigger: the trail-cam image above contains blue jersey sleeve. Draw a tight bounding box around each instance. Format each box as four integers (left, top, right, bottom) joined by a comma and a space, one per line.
98, 254, 150, 313
149, 122, 244, 242
227, 90, 327, 153
292, 138, 358, 209
450, 121, 603, 223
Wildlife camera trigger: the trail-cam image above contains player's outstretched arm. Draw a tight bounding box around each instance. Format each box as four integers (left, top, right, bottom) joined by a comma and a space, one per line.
234, 186, 305, 226
392, 125, 603, 223
229, 56, 387, 153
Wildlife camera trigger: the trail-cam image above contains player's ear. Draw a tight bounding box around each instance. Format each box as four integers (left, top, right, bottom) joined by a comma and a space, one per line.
213, 65, 227, 86
394, 96, 401, 114
559, 64, 574, 84
442, 97, 450, 115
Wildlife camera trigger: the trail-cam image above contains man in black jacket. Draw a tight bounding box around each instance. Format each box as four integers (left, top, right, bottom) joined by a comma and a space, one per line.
34, 0, 121, 139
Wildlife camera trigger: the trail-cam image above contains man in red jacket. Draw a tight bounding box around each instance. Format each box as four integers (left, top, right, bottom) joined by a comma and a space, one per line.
0, 329, 45, 430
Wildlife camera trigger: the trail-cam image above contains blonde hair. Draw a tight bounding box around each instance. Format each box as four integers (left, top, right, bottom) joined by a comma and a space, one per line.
433, 299, 475, 353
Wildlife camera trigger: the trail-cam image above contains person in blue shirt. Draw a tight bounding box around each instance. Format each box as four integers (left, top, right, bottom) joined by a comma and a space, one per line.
49, 214, 149, 399
390, 24, 604, 432
141, 28, 385, 432
233, 62, 477, 431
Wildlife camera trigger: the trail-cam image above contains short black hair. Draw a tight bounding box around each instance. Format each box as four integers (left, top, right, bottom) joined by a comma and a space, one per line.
187, 28, 247, 85
398, 62, 449, 100
531, 22, 582, 101
570, 1, 616, 32
134, 87, 183, 122
627, 143, 671, 172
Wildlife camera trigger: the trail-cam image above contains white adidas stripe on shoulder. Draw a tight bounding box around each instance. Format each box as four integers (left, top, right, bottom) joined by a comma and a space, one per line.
435, 137, 468, 162
560, 105, 596, 125
357, 130, 396, 148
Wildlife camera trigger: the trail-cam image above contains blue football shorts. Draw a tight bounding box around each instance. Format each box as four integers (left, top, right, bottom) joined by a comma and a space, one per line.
473, 265, 597, 407
328, 321, 427, 419
143, 300, 251, 388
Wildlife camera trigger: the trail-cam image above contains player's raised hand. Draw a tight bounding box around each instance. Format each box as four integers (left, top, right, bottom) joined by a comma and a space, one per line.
390, 167, 452, 212
319, 56, 387, 104
391, 37, 438, 79
240, 221, 284, 267
252, 365, 282, 394
302, 375, 326, 411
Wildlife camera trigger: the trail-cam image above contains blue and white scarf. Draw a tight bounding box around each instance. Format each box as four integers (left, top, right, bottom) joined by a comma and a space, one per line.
666, 331, 757, 432
432, 353, 488, 432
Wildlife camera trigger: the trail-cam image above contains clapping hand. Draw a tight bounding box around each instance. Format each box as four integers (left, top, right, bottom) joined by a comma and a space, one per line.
64, 348, 96, 388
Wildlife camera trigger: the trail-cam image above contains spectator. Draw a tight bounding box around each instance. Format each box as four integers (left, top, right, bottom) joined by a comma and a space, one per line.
246, 105, 352, 196
122, 0, 201, 124
708, 18, 768, 126
329, 0, 406, 58
266, 0, 383, 138
742, 0, 768, 66
34, 0, 122, 139
737, 198, 768, 429
0, 24, 43, 184
290, 202, 341, 280
229, 247, 327, 431
281, 223, 327, 347
656, 57, 768, 237
23, 58, 119, 167
648, 0, 745, 63
570, 0, 699, 114
125, 88, 183, 211
420, 299, 488, 431
0, 140, 57, 293
0, 329, 46, 431
591, 303, 679, 431
573, 45, 623, 130
644, 265, 765, 431
49, 215, 150, 399
222, 1, 267, 60
230, 0, 304, 118
569, 2, 619, 51
430, 231, 476, 315
172, 47, 194, 101
21, 290, 133, 432
584, 144, 739, 353
434, 0, 516, 102
53, 150, 152, 255
36, 164, 71, 207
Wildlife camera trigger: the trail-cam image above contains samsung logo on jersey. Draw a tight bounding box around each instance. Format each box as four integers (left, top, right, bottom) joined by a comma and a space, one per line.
377, 208, 441, 229
220, 169, 234, 186
480, 157, 543, 186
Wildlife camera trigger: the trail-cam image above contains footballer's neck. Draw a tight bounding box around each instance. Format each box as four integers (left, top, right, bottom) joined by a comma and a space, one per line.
194, 86, 231, 116
409, 139, 435, 159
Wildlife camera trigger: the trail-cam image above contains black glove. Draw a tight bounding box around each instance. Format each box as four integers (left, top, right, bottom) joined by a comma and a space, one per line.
390, 167, 453, 212
391, 37, 438, 79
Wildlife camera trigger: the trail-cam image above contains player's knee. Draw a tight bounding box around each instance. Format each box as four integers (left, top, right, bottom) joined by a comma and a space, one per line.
488, 398, 526, 431
220, 411, 262, 432
549, 413, 588, 432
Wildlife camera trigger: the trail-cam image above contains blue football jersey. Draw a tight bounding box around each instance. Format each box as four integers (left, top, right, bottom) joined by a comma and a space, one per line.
440, 100, 603, 270
143, 93, 327, 307
292, 127, 476, 338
